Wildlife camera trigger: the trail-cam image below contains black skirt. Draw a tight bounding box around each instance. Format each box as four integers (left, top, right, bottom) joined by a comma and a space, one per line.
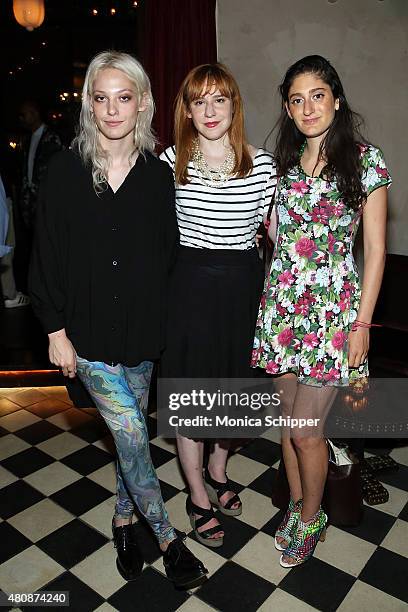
160, 246, 264, 378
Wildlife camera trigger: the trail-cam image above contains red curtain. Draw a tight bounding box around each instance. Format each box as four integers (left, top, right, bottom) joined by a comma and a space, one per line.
141, 0, 217, 151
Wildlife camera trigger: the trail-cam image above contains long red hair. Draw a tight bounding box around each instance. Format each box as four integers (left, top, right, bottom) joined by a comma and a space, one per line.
174, 63, 253, 185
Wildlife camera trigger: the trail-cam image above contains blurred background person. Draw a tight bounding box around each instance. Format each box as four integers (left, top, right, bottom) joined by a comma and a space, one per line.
0, 172, 27, 308
18, 99, 63, 290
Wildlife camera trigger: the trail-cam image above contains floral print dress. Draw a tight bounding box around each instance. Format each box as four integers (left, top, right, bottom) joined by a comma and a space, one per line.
252, 145, 391, 387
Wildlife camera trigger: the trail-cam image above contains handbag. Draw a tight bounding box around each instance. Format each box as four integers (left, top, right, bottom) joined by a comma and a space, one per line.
271, 439, 363, 527
324, 439, 363, 526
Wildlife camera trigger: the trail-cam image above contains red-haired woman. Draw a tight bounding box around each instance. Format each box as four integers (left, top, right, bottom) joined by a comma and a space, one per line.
160, 63, 276, 548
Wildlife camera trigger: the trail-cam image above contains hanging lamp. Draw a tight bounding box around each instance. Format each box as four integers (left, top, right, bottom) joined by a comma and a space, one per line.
13, 0, 45, 31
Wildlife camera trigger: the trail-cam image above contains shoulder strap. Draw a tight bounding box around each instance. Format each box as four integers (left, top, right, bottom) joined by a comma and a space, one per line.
265, 176, 280, 227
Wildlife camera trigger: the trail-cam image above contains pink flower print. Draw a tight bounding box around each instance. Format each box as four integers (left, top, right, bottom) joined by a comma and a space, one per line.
303, 332, 319, 349
289, 209, 303, 223
277, 327, 294, 347
328, 233, 335, 253
294, 298, 309, 316
331, 330, 347, 350
304, 290, 316, 305
311, 200, 334, 223
324, 368, 340, 382
251, 350, 259, 366
291, 180, 309, 195
277, 303, 287, 317
295, 237, 316, 259
278, 270, 295, 288
323, 202, 334, 216
266, 360, 280, 374
333, 201, 345, 217
293, 338, 301, 351
325, 311, 334, 320
310, 363, 324, 380
376, 166, 388, 179
311, 208, 321, 223
339, 291, 351, 312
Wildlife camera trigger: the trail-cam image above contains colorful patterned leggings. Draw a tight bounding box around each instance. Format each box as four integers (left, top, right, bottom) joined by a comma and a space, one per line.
76, 357, 175, 545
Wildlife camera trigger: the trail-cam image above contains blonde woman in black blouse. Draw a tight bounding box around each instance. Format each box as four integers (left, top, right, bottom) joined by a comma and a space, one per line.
29, 50, 207, 590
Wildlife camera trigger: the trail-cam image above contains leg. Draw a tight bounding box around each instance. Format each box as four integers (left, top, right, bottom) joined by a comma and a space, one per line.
125, 361, 154, 414
76, 358, 175, 545
281, 384, 337, 566
274, 374, 303, 549
114, 361, 154, 525
76, 357, 208, 587
276, 374, 303, 502
114, 458, 133, 526
291, 385, 337, 520
177, 434, 224, 544
206, 440, 241, 512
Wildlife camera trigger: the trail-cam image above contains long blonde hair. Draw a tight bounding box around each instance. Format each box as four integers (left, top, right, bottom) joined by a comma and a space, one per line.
174, 63, 253, 185
72, 50, 156, 193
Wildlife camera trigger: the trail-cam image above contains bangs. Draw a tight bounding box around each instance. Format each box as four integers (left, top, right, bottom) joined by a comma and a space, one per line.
184, 66, 235, 104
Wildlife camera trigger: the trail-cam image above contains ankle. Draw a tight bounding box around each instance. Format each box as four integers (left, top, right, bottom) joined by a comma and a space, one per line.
160, 536, 176, 553
206, 465, 226, 482
114, 516, 133, 528
300, 507, 321, 525
190, 491, 211, 510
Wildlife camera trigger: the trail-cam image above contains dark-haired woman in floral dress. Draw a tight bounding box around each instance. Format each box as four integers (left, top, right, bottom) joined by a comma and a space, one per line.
252, 55, 391, 567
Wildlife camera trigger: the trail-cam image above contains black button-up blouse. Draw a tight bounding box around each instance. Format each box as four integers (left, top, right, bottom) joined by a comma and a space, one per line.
29, 149, 179, 366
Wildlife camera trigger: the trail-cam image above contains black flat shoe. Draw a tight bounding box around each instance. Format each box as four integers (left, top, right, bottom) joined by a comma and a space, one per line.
112, 519, 144, 581
163, 534, 208, 589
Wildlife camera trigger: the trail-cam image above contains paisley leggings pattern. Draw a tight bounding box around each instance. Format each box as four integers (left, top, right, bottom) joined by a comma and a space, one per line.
76, 357, 175, 545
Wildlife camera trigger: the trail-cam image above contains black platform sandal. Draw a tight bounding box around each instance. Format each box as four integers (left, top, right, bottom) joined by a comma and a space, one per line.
186, 496, 224, 548
203, 468, 242, 517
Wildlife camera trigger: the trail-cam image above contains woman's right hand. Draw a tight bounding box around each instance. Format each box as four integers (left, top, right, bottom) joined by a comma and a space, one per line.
48, 329, 77, 377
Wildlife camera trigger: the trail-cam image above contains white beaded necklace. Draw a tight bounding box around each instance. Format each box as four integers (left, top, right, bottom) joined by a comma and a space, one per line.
192, 139, 236, 188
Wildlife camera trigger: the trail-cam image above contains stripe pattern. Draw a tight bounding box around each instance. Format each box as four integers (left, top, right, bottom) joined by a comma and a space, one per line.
160, 146, 277, 250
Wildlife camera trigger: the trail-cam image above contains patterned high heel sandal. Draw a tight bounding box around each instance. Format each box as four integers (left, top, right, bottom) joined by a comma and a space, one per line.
279, 507, 327, 568
274, 498, 303, 551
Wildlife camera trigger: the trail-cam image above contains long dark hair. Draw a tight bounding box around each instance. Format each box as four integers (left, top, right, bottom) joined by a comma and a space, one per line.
276, 55, 367, 210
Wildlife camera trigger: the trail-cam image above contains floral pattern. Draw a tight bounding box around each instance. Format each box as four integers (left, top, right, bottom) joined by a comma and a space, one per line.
252, 145, 391, 386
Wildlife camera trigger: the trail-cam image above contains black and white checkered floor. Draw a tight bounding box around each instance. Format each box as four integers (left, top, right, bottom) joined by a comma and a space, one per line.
0, 386, 407, 611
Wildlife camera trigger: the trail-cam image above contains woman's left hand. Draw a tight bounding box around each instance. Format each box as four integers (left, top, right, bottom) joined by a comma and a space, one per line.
255, 233, 263, 248
348, 327, 369, 368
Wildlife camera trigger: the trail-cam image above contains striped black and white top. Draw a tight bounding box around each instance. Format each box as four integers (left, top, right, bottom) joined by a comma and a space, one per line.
160, 146, 277, 250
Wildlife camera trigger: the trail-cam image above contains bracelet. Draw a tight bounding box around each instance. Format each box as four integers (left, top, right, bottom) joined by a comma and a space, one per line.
351, 320, 382, 332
